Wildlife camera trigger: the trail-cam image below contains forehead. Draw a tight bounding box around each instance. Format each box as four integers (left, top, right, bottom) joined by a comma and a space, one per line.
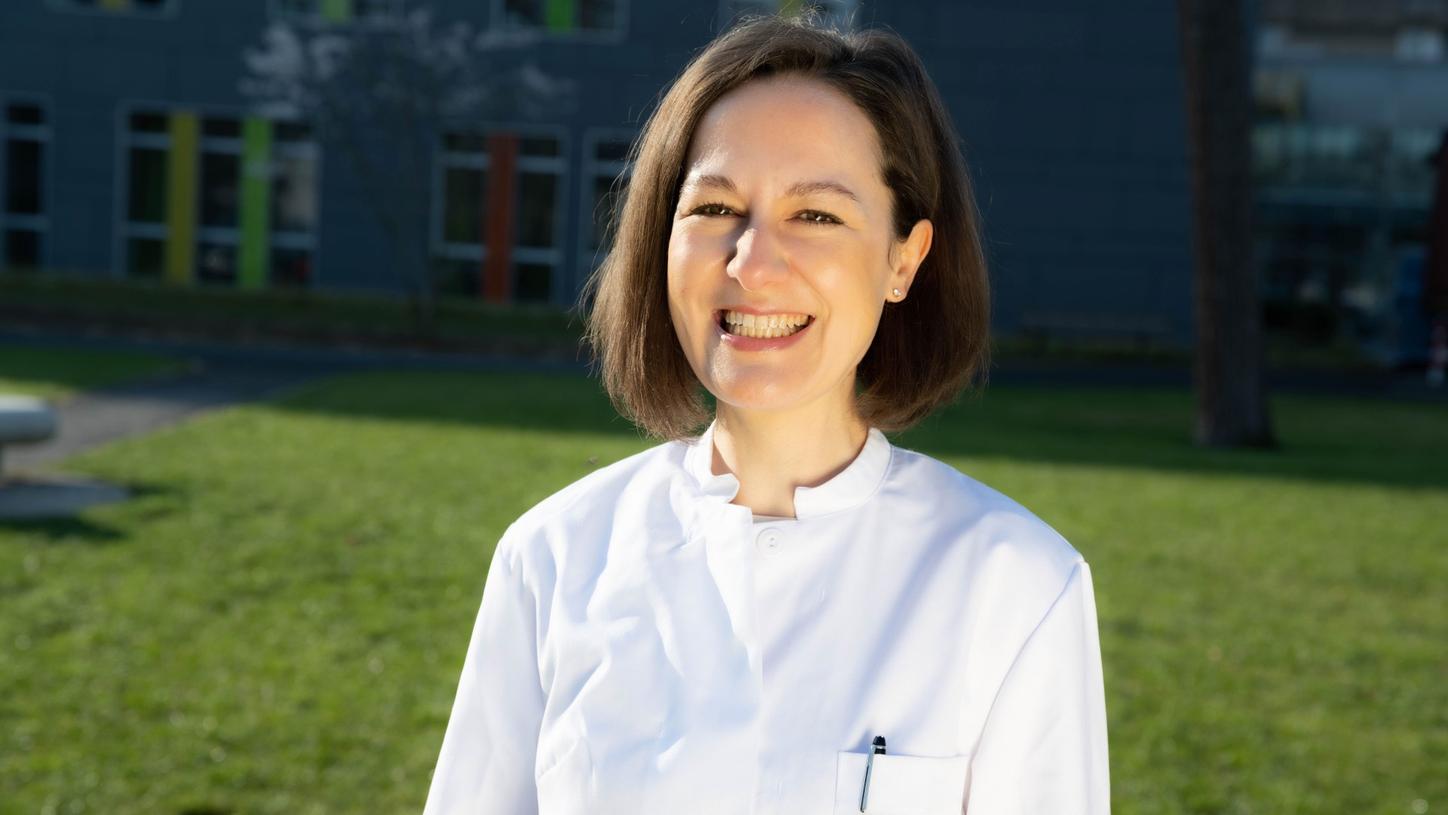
682, 74, 885, 189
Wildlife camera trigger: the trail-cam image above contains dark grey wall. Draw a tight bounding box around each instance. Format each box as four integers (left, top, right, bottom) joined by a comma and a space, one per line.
0, 0, 1194, 346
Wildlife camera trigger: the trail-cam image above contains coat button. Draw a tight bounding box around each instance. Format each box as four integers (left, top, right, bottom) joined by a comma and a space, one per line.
756, 528, 782, 553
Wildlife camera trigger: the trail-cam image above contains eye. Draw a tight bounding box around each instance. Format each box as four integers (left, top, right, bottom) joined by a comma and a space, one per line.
797, 210, 842, 226
691, 202, 737, 217
687, 202, 842, 226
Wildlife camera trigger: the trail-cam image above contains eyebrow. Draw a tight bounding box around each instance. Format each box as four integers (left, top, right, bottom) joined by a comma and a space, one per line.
682, 173, 861, 204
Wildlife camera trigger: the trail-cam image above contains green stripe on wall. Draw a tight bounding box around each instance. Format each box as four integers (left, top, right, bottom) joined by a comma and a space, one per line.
164, 111, 198, 286
239, 117, 273, 292
779, 0, 803, 14
545, 0, 574, 31
322, 0, 352, 22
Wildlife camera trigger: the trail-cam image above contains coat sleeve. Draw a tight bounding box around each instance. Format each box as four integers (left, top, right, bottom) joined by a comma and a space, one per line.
423, 525, 546, 815
964, 560, 1111, 814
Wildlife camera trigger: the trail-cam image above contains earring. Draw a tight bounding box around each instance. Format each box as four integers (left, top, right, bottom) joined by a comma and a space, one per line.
892, 288, 903, 300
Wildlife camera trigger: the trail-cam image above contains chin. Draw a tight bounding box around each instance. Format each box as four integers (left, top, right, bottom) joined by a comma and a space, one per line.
705, 375, 816, 414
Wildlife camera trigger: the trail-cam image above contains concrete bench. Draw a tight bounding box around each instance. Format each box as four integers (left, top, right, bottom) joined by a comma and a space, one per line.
0, 395, 58, 476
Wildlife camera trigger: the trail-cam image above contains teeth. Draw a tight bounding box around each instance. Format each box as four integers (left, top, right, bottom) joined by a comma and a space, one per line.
721, 310, 812, 339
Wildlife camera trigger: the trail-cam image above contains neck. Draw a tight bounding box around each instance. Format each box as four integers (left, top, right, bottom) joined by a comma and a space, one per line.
709, 397, 869, 519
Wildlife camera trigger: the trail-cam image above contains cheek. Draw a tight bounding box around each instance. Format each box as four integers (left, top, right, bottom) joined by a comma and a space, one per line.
665, 231, 692, 303
666, 232, 709, 349
668, 232, 704, 299
807, 250, 885, 331
667, 224, 713, 270
668, 227, 729, 308
814, 290, 886, 371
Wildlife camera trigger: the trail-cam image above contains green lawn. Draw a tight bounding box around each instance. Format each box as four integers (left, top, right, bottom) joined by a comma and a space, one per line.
1, 369, 1443, 814
0, 346, 195, 404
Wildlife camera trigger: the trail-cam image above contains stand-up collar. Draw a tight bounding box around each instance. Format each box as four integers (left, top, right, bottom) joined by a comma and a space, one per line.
682, 417, 893, 520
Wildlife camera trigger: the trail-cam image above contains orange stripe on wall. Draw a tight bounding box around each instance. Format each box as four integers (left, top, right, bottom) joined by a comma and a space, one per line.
483, 133, 518, 302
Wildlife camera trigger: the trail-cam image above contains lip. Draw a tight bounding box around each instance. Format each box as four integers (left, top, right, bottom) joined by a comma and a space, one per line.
713, 309, 815, 352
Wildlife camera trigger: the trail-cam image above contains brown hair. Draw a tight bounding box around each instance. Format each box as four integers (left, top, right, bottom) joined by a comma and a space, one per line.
578, 12, 990, 441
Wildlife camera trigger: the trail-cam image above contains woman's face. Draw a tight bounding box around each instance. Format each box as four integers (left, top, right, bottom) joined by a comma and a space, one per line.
667, 74, 932, 420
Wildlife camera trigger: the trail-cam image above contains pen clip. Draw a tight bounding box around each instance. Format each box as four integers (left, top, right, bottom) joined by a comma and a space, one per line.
859, 736, 887, 812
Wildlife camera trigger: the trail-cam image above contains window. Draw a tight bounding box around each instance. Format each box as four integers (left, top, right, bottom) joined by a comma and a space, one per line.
119, 107, 320, 289
200, 152, 241, 228
497, 0, 626, 37
270, 0, 403, 23
1253, 123, 1442, 350
1395, 27, 1445, 62
721, 0, 858, 30
272, 142, 319, 234
433, 128, 567, 303
126, 148, 167, 223
442, 166, 486, 244
46, 0, 178, 17
1, 100, 50, 271
578, 129, 633, 290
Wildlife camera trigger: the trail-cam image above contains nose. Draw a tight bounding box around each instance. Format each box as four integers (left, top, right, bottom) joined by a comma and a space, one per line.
725, 219, 789, 291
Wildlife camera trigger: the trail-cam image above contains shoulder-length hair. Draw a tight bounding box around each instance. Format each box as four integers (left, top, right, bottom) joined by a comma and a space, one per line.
579, 13, 990, 442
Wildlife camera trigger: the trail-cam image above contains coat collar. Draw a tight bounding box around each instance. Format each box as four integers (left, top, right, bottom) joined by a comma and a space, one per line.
682, 416, 893, 520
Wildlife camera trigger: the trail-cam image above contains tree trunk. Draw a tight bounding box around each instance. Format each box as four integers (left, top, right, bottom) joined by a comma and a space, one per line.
1177, 0, 1277, 449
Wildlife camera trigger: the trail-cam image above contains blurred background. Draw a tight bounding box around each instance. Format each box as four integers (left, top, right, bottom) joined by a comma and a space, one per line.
0, 1, 1444, 814
0, 0, 1445, 366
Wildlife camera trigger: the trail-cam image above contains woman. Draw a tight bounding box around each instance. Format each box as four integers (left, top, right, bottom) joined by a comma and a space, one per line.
424, 14, 1109, 815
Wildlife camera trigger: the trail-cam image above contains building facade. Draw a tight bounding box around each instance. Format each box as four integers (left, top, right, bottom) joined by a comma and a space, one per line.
0, 0, 1195, 347
1254, 0, 1448, 363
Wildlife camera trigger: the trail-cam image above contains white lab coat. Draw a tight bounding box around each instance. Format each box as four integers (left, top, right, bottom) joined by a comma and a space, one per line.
423, 418, 1110, 814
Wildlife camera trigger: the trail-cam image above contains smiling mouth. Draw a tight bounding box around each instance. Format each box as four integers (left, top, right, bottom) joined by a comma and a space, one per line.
715, 310, 815, 339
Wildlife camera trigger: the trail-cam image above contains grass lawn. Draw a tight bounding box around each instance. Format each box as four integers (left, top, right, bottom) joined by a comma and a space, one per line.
0, 346, 195, 405
0, 370, 1443, 814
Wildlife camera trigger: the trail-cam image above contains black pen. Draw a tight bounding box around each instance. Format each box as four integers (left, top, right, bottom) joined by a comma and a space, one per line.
859, 735, 886, 812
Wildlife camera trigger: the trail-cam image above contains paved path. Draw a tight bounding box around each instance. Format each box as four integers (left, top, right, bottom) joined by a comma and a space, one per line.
1, 326, 588, 474
0, 328, 592, 519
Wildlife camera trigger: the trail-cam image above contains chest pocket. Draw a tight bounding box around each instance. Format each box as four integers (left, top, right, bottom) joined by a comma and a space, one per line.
833, 749, 971, 815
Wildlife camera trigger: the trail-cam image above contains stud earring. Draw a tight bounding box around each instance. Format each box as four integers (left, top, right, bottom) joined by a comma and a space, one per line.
892, 288, 903, 299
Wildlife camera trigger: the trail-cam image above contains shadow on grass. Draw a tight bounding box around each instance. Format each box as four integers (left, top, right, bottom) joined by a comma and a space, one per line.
0, 345, 197, 402
258, 369, 1448, 492
0, 480, 181, 543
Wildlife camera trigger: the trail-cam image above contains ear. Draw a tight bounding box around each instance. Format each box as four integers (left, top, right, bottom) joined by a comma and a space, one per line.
886, 218, 933, 300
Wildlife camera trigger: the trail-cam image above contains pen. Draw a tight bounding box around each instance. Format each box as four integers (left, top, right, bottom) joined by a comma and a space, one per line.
859, 735, 886, 812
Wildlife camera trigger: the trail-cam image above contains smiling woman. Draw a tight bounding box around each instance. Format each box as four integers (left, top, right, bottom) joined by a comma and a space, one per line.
423, 13, 1109, 815
586, 22, 989, 445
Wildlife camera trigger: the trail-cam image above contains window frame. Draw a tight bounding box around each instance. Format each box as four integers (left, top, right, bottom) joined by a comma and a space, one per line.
1, 94, 54, 272
266, 0, 406, 25
575, 126, 634, 301
44, 0, 180, 19
431, 121, 570, 303
717, 0, 860, 31
113, 100, 323, 289
489, 0, 630, 43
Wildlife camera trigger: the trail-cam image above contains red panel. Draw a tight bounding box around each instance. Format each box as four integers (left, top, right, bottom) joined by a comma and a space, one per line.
482, 132, 518, 302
